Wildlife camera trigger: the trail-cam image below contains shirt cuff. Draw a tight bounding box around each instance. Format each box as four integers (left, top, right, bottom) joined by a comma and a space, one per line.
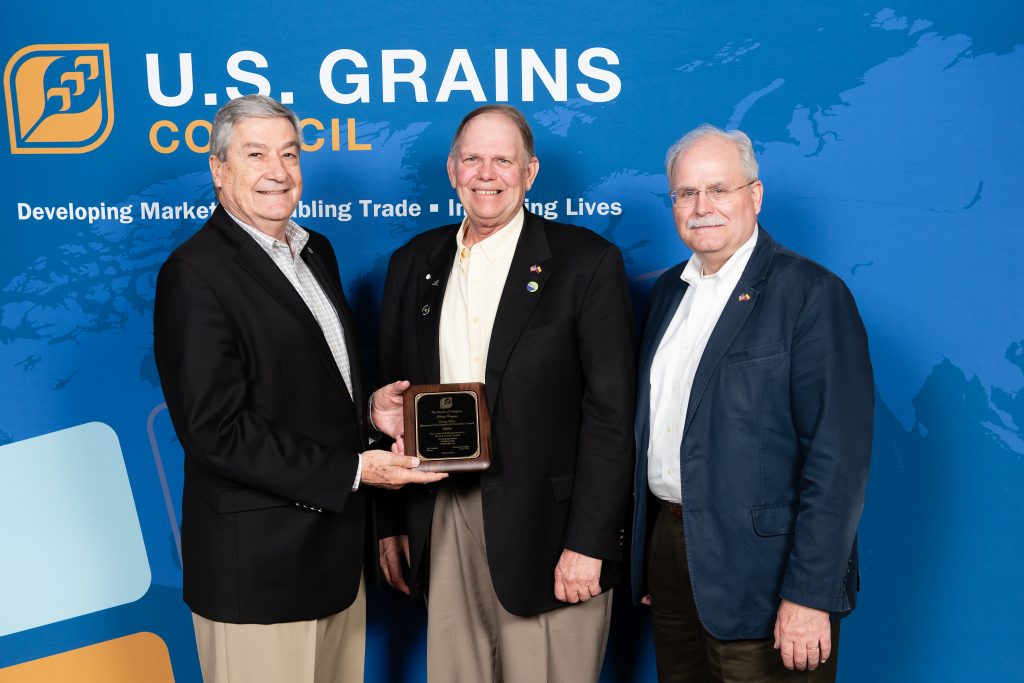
352, 452, 363, 491
367, 395, 383, 443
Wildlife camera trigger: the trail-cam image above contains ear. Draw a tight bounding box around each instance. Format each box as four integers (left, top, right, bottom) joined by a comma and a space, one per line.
751, 180, 764, 214
524, 156, 539, 191
209, 155, 223, 190
446, 154, 457, 188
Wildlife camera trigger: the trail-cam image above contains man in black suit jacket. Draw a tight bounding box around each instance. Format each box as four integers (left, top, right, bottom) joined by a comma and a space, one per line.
374, 105, 635, 682
153, 95, 444, 683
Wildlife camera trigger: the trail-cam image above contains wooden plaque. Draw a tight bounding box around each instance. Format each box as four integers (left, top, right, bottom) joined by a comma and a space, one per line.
402, 382, 491, 473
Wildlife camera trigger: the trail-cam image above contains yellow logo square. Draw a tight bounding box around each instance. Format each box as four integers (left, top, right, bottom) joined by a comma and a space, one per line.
4, 43, 114, 154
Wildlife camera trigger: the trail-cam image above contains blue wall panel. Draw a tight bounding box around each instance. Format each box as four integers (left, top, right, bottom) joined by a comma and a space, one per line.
1, 2, 1021, 680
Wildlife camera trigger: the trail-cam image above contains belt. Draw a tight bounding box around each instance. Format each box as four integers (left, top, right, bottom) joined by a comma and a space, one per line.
659, 499, 683, 522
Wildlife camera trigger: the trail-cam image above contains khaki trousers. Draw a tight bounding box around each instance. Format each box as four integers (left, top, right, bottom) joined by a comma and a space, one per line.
648, 504, 839, 682
192, 576, 365, 683
427, 481, 612, 683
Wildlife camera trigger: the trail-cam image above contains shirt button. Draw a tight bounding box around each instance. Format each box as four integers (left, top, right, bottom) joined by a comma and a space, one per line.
472, 317, 479, 324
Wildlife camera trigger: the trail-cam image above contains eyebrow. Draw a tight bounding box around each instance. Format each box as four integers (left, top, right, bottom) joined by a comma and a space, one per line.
674, 180, 733, 190
240, 141, 299, 151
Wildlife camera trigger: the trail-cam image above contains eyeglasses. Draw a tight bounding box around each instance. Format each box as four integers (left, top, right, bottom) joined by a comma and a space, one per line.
670, 179, 758, 207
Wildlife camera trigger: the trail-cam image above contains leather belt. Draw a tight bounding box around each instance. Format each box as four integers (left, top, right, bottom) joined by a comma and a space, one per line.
659, 499, 683, 522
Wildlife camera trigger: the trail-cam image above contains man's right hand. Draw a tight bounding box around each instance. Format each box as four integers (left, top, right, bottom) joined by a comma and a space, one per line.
359, 449, 447, 489
379, 535, 412, 594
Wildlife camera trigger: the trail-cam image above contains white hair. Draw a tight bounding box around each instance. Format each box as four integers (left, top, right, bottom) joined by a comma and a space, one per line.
665, 124, 759, 184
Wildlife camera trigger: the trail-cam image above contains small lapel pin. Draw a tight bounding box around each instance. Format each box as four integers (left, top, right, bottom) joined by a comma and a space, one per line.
425, 273, 431, 280
421, 305, 431, 315
530, 264, 542, 273
431, 279, 440, 287
737, 293, 751, 302
526, 281, 539, 293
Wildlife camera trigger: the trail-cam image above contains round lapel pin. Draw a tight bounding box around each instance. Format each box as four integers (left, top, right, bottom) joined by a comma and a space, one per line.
421, 305, 431, 315
526, 281, 539, 293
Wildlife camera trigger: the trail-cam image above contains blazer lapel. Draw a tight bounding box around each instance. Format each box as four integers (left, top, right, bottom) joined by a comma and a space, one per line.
415, 230, 459, 383
484, 212, 554, 409
639, 266, 689, 381
635, 267, 688, 483
212, 208, 349, 399
301, 244, 360, 409
683, 228, 777, 433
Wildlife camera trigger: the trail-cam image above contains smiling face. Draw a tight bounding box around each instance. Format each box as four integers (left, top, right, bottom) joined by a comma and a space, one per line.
669, 134, 763, 274
209, 116, 302, 240
447, 112, 539, 245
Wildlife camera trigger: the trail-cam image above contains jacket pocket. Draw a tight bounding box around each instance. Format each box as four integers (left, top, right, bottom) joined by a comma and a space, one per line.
520, 321, 574, 345
217, 487, 292, 514
724, 340, 786, 368
751, 502, 796, 536
551, 473, 574, 502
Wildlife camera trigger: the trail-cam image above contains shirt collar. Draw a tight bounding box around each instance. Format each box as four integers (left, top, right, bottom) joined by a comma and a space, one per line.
681, 225, 759, 287
455, 208, 524, 270
226, 209, 307, 258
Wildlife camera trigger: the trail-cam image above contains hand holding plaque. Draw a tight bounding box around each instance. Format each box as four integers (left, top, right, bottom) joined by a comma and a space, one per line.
402, 383, 491, 473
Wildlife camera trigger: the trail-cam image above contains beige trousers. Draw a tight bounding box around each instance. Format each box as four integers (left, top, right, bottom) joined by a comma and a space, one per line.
427, 482, 612, 683
192, 576, 365, 683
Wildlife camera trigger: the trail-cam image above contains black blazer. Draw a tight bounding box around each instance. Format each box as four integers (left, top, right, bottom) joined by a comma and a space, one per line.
154, 206, 368, 624
377, 211, 635, 616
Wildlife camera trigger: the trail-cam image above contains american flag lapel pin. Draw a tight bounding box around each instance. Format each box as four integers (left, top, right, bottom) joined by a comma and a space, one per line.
530, 264, 542, 273
738, 293, 751, 302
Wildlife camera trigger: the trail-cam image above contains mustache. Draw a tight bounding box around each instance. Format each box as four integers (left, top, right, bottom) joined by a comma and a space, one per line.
687, 215, 726, 229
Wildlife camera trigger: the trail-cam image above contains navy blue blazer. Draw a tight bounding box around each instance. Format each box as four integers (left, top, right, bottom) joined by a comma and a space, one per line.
630, 227, 873, 640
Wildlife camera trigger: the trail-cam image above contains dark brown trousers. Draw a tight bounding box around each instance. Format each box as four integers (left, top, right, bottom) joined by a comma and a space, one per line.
647, 503, 840, 682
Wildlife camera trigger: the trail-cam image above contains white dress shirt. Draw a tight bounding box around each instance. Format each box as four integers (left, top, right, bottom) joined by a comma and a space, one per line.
647, 227, 759, 504
439, 210, 524, 384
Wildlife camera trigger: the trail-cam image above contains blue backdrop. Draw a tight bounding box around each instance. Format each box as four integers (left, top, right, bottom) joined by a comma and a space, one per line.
1, 1, 1022, 680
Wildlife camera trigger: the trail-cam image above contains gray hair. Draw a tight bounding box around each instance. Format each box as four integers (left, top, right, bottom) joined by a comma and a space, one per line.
450, 104, 536, 162
209, 94, 302, 162
665, 124, 759, 184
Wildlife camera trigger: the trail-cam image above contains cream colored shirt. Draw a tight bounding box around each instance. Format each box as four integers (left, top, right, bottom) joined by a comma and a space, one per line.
647, 226, 759, 504
439, 210, 525, 383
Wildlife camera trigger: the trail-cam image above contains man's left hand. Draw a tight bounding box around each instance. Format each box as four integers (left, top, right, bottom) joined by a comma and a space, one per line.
554, 549, 602, 603
371, 380, 410, 438
773, 599, 831, 671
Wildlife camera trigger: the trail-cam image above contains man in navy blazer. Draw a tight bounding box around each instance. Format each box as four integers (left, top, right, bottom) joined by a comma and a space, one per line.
631, 124, 872, 681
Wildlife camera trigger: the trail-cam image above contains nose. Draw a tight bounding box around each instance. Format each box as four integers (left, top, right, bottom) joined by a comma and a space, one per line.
264, 154, 288, 181
693, 190, 713, 215
478, 160, 496, 180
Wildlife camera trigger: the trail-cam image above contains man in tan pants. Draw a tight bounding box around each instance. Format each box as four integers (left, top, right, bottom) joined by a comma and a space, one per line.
154, 95, 445, 683
375, 104, 635, 682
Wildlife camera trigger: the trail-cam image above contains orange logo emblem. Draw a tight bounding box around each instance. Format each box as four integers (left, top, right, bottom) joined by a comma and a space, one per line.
4, 43, 114, 153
